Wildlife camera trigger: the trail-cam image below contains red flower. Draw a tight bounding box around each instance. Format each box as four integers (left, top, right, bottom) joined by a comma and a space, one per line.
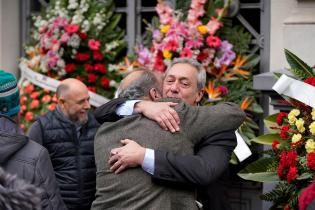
87, 86, 96, 93
272, 140, 280, 150
84, 64, 94, 72
299, 180, 315, 210
30, 100, 40, 109
280, 125, 290, 140
100, 77, 110, 89
25, 84, 35, 94
20, 96, 27, 105
154, 58, 166, 72
218, 85, 228, 95
75, 53, 90, 62
65, 24, 80, 33
20, 105, 26, 114
180, 48, 193, 58
48, 103, 57, 111
25, 112, 34, 122
206, 36, 221, 48
65, 63, 76, 73
88, 73, 97, 83
276, 112, 288, 126
75, 76, 83, 82
42, 95, 51, 103
304, 77, 315, 87
307, 152, 315, 170
52, 94, 58, 102
277, 163, 285, 179
30, 91, 40, 99
166, 39, 179, 51
287, 166, 298, 183
287, 151, 297, 166
88, 39, 101, 51
94, 63, 107, 74
93, 51, 104, 61
197, 52, 207, 62
78, 32, 87, 39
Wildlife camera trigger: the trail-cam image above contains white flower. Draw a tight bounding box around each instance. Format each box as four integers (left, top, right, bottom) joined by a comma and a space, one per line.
105, 41, 120, 52
110, 80, 118, 88
72, 13, 83, 24
108, 64, 118, 72
93, 13, 102, 25
40, 61, 48, 73
68, 34, 81, 48
68, 0, 78, 10
57, 59, 65, 68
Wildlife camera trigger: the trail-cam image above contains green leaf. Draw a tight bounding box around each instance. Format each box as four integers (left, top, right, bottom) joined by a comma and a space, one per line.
297, 173, 313, 180
247, 102, 263, 113
284, 48, 315, 79
243, 54, 260, 69
264, 113, 280, 134
238, 158, 279, 182
250, 133, 282, 145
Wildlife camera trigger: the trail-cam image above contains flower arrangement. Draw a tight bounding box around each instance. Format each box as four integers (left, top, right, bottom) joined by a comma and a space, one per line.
238, 49, 315, 209
19, 0, 126, 130
134, 0, 262, 159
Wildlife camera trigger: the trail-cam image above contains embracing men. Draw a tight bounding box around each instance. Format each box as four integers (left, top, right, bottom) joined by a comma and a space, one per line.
93, 58, 246, 209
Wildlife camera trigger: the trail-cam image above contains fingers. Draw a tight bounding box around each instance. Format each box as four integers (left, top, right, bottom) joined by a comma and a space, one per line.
160, 113, 176, 133
166, 102, 178, 107
168, 108, 180, 125
156, 116, 168, 130
120, 139, 133, 145
109, 154, 127, 174
114, 164, 126, 174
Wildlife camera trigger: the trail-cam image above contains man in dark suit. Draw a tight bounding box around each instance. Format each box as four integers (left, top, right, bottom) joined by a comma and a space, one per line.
94, 58, 243, 209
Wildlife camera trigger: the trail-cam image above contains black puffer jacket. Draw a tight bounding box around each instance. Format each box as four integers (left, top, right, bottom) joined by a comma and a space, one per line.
35, 110, 99, 210
0, 116, 67, 210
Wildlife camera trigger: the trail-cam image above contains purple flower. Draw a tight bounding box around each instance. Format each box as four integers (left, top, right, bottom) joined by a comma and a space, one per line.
215, 41, 236, 67
136, 44, 151, 65
152, 29, 162, 41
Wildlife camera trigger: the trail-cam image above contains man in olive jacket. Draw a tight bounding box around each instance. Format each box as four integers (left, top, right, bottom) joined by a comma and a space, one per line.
92, 69, 245, 209
0, 70, 66, 210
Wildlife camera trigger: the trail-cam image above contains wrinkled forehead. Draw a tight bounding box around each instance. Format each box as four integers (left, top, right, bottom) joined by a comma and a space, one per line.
164, 63, 198, 80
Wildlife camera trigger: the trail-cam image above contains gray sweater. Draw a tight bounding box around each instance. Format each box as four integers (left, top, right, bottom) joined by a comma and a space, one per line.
92, 100, 245, 210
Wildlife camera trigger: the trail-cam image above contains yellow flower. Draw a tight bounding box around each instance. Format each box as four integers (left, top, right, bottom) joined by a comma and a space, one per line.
306, 139, 315, 153
288, 109, 300, 125
295, 118, 305, 133
160, 25, 170, 33
163, 50, 172, 59
197, 25, 208, 35
310, 122, 315, 135
312, 108, 315, 120
291, 133, 302, 143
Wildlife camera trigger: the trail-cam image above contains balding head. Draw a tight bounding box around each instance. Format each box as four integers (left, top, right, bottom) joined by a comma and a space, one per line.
116, 69, 162, 101
57, 78, 90, 124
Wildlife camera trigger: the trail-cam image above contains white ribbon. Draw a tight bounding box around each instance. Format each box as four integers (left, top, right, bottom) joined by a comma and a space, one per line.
272, 74, 315, 108
234, 131, 252, 162
19, 63, 109, 107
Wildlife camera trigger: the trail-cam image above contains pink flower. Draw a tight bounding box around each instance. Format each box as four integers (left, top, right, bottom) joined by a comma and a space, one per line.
165, 39, 179, 51
206, 36, 221, 48
61, 33, 70, 44
65, 24, 80, 33
88, 39, 101, 51
180, 48, 193, 58
53, 17, 68, 28
185, 29, 203, 49
207, 17, 223, 35
166, 21, 189, 39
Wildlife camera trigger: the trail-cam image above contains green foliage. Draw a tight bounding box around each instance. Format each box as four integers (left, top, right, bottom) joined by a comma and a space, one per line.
284, 48, 315, 80
238, 158, 279, 182
264, 113, 279, 134
220, 25, 253, 55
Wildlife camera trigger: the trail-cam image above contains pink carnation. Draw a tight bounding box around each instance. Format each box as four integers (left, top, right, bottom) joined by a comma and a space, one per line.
88, 39, 101, 51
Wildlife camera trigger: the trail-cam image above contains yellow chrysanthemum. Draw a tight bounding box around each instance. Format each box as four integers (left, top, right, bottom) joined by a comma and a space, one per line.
295, 118, 305, 133
160, 25, 170, 33
288, 115, 297, 125
163, 50, 172, 59
291, 133, 302, 143
312, 108, 315, 120
289, 109, 300, 117
306, 139, 315, 153
310, 122, 315, 135
197, 25, 208, 35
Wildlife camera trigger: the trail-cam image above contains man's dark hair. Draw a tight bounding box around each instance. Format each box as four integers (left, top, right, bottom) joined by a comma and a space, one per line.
118, 69, 162, 99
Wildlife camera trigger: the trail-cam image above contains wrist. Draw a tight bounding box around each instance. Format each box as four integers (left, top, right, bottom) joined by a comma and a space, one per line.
138, 147, 146, 165
134, 101, 146, 114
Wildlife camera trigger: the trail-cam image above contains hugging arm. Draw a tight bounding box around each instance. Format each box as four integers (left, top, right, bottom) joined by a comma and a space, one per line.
153, 131, 237, 186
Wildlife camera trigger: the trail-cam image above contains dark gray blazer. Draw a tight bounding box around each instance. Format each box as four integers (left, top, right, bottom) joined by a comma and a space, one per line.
92, 99, 245, 210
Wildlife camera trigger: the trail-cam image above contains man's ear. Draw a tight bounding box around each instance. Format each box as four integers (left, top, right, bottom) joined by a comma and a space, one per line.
149, 88, 162, 101
195, 89, 204, 104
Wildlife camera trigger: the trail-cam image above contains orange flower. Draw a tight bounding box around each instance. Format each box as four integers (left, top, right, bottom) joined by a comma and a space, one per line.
30, 91, 40, 99
20, 124, 25, 130
25, 84, 35, 94
226, 55, 251, 79
240, 97, 254, 110
43, 88, 50, 93
118, 57, 140, 74
20, 96, 27, 105
48, 103, 57, 111
20, 105, 27, 114
204, 81, 222, 101
52, 94, 58, 102
30, 100, 40, 109
25, 112, 34, 122
42, 95, 52, 103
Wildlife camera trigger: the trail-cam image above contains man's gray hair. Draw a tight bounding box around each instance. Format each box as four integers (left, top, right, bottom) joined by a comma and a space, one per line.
165, 58, 206, 90
0, 168, 41, 210
118, 69, 162, 99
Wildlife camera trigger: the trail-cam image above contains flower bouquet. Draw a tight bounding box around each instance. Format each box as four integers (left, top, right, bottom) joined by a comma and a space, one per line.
238, 49, 315, 209
19, 0, 126, 130
133, 0, 262, 162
